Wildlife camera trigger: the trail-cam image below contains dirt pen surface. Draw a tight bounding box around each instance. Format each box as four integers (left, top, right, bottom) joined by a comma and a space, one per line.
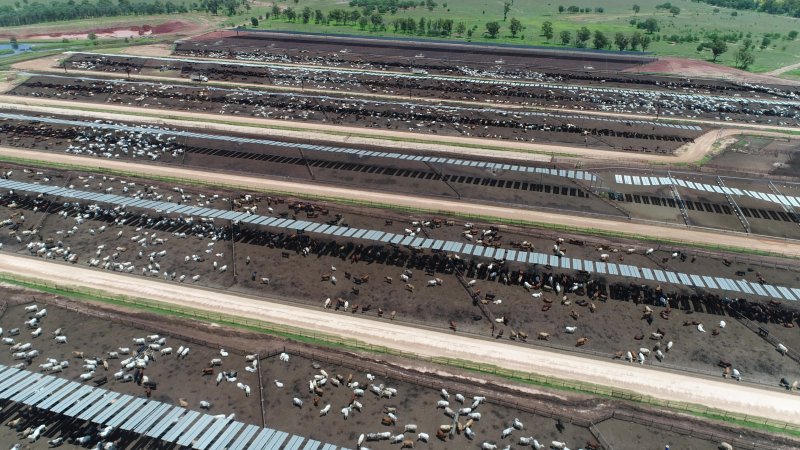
629, 56, 800, 87
0, 108, 796, 240
0, 285, 794, 450
8, 75, 702, 154
704, 134, 800, 179
0, 162, 797, 395
59, 51, 800, 127
0, 19, 204, 41
180, 30, 653, 76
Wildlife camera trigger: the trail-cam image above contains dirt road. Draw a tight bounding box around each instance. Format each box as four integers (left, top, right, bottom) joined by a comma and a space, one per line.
767, 61, 800, 77
0, 145, 797, 257
0, 95, 795, 168
14, 53, 800, 139
1, 254, 797, 425
629, 56, 800, 86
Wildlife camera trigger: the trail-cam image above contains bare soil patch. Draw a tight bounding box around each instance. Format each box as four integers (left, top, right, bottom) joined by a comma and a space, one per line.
629, 57, 800, 86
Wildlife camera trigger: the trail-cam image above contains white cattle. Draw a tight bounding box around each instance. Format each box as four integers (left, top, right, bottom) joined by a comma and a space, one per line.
320, 404, 331, 416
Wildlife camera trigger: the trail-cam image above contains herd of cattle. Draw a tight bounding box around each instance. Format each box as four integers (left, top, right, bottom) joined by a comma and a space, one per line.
12, 76, 698, 150
65, 53, 800, 125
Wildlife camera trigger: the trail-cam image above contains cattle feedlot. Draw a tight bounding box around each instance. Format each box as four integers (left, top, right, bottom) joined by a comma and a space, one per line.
0, 29, 798, 450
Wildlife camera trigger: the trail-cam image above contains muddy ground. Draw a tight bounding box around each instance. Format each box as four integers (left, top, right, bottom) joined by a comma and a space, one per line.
0, 165, 797, 389
59, 53, 800, 126
176, 31, 797, 98
1, 109, 797, 240
177, 30, 652, 76
9, 75, 701, 153
0, 286, 792, 450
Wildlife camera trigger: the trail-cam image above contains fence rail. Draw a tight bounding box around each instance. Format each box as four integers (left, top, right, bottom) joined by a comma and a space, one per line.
1, 154, 795, 259
7, 276, 796, 436
6, 285, 800, 449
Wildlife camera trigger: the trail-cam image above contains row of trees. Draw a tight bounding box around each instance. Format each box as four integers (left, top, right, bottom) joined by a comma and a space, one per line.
478, 20, 654, 51
0, 0, 250, 27
557, 5, 605, 13
349, 0, 439, 14
698, 0, 800, 17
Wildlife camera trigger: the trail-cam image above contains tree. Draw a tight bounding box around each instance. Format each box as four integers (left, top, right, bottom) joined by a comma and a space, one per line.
271, 4, 280, 18
632, 4, 640, 13
9, 37, 17, 50
485, 21, 500, 38
593, 30, 609, 49
559, 30, 571, 45
284, 7, 296, 21
669, 6, 680, 16
614, 32, 629, 51
88, 32, 97, 41
760, 35, 771, 50
349, 10, 361, 24
630, 31, 643, 50
455, 21, 466, 35
789, 30, 799, 40
558, 5, 565, 13
708, 38, 728, 61
508, 17, 522, 37
358, 16, 368, 30
541, 21, 553, 41
327, 9, 342, 24
503, 1, 511, 21
250, 16, 258, 26
735, 40, 755, 69
301, 7, 311, 24
575, 26, 591, 47
370, 13, 383, 30
640, 35, 651, 51
466, 28, 473, 39
314, 9, 325, 24
639, 18, 659, 34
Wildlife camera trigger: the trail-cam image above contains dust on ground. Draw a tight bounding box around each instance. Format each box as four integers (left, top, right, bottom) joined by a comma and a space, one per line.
628, 57, 800, 86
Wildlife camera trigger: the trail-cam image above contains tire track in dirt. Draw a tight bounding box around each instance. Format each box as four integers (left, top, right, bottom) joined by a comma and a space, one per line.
1, 253, 798, 425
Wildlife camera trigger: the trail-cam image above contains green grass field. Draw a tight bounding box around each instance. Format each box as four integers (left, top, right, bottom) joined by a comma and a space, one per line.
225, 0, 800, 73
0, 0, 797, 72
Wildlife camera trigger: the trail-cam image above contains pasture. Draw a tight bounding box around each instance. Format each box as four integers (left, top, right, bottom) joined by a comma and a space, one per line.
239, 0, 800, 72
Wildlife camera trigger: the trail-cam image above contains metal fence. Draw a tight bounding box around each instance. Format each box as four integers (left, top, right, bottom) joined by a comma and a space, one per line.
2, 155, 791, 260
10, 276, 797, 436
609, 410, 783, 450
8, 284, 800, 449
